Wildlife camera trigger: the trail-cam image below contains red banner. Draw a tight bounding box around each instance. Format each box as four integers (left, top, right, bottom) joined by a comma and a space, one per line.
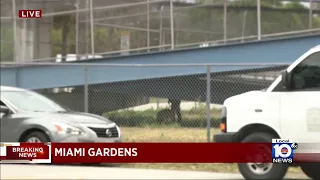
0, 143, 51, 163
51, 143, 271, 163
2, 142, 319, 164
294, 153, 320, 163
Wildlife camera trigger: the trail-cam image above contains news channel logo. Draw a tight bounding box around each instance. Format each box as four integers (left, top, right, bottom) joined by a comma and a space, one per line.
272, 139, 298, 163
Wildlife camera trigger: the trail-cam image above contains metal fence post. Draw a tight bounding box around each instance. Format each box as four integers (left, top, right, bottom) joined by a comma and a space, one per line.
147, 0, 150, 52
12, 0, 17, 62
159, 5, 164, 51
22, 0, 27, 61
206, 65, 211, 142
309, 0, 313, 29
241, 10, 248, 43
257, 0, 261, 40
85, 0, 89, 59
223, 0, 227, 43
170, 0, 174, 49
84, 65, 89, 113
75, 0, 79, 56
89, 0, 95, 56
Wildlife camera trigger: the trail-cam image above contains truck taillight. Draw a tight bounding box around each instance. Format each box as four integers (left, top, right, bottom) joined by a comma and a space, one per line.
220, 117, 226, 132
220, 106, 227, 132
220, 122, 226, 132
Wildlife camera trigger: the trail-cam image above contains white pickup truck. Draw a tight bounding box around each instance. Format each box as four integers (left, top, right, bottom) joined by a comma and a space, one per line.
214, 45, 320, 179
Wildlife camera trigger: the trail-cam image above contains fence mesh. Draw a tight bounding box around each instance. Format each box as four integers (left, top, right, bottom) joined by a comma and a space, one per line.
0, 0, 14, 62
22, 63, 289, 142
1, 0, 319, 62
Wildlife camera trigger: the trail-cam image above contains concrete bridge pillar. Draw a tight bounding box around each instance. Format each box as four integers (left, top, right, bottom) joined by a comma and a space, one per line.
15, 0, 53, 62
76, 0, 90, 55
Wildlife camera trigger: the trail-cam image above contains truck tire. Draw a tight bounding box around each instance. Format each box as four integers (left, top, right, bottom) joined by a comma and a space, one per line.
238, 132, 288, 180
300, 163, 320, 179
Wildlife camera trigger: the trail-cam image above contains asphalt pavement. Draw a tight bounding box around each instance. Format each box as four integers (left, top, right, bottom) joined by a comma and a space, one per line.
0, 164, 310, 179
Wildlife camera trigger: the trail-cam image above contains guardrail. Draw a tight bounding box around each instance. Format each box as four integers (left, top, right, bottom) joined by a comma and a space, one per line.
1, 28, 319, 63
20, 28, 320, 63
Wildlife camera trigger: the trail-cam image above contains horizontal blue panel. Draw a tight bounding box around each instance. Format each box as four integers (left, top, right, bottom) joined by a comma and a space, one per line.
1, 34, 319, 90
0, 68, 17, 87
79, 33, 320, 65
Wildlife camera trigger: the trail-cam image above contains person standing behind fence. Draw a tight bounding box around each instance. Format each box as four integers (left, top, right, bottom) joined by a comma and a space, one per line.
169, 99, 182, 125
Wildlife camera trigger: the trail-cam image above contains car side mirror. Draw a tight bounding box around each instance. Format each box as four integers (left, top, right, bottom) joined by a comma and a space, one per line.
0, 105, 10, 115
280, 70, 291, 90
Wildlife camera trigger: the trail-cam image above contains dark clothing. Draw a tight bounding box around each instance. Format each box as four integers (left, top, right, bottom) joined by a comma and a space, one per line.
169, 99, 182, 124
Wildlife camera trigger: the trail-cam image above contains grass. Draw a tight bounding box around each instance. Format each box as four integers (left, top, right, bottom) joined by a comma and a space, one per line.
122, 126, 214, 142
102, 108, 302, 175
104, 108, 221, 128
118, 127, 302, 174
149, 98, 168, 103
120, 127, 238, 172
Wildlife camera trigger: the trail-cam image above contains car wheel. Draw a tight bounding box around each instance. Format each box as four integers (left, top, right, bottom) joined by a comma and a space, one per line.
300, 163, 320, 179
238, 132, 289, 180
23, 131, 50, 143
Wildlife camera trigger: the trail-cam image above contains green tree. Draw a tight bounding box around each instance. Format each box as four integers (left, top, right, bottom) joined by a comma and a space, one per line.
49, 0, 319, 57
0, 28, 14, 62
52, 4, 76, 61
177, 0, 319, 44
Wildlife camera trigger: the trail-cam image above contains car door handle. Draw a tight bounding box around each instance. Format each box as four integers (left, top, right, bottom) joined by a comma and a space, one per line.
255, 109, 263, 112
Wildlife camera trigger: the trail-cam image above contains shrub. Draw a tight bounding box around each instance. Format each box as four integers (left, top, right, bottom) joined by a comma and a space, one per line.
103, 107, 221, 128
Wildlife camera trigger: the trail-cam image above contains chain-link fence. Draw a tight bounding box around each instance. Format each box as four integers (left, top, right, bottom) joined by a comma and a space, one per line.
1, 0, 320, 62
1, 62, 289, 142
